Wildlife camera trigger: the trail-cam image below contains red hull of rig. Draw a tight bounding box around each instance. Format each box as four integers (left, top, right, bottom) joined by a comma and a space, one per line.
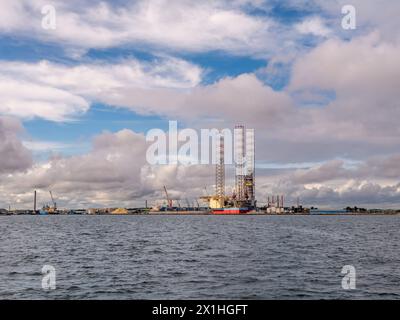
212, 208, 251, 214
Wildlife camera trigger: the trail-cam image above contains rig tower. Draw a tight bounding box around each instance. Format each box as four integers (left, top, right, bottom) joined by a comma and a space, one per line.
215, 134, 225, 202
234, 125, 255, 208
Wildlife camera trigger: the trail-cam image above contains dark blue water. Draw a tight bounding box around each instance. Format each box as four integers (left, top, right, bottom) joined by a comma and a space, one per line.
0, 215, 399, 299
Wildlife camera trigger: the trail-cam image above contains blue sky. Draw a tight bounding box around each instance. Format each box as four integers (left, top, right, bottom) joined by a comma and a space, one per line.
0, 0, 320, 144
0, 31, 275, 155
5, 40, 300, 157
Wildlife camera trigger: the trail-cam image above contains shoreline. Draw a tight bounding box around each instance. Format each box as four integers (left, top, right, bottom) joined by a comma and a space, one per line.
1, 212, 399, 216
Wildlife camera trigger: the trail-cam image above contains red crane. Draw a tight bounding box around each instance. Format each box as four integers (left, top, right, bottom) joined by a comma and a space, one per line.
163, 186, 173, 208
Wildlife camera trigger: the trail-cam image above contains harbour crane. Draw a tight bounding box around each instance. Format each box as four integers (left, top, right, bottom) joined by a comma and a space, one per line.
163, 186, 173, 208
49, 191, 57, 211
41, 190, 58, 214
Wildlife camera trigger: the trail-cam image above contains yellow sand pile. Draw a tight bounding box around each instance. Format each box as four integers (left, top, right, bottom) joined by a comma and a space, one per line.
111, 208, 129, 215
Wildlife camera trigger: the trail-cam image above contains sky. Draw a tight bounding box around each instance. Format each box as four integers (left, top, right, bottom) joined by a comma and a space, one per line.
0, 0, 399, 209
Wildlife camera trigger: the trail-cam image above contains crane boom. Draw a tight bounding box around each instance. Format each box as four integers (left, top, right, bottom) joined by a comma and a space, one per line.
163, 186, 172, 208
49, 191, 57, 209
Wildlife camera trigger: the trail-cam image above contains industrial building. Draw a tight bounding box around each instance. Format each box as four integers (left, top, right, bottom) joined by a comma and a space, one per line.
266, 195, 285, 214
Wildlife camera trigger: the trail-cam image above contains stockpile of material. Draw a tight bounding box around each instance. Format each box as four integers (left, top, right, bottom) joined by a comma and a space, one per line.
111, 208, 129, 215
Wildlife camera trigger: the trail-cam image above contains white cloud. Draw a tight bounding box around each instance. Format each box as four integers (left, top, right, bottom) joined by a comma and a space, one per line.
0, 0, 277, 56
0, 77, 89, 122
0, 128, 214, 208
1, 123, 400, 209
0, 117, 32, 174
102, 73, 296, 124
289, 32, 400, 148
295, 17, 331, 37
0, 1, 30, 31
22, 140, 74, 152
2, 37, 399, 164
0, 57, 203, 121
312, 0, 400, 42
2, 0, 399, 59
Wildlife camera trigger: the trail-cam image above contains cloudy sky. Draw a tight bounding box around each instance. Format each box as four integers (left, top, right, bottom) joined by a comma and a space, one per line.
0, 0, 399, 209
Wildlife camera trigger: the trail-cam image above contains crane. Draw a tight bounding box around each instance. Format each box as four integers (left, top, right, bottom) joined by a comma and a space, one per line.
163, 186, 173, 208
49, 191, 57, 211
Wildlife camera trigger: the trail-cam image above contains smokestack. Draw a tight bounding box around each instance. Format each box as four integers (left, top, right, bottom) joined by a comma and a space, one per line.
34, 190, 37, 212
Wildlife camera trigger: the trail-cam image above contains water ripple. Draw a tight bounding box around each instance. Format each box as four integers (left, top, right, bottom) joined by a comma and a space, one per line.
0, 215, 399, 299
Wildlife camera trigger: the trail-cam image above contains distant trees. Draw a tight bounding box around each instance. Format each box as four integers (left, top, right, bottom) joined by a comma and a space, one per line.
345, 206, 367, 212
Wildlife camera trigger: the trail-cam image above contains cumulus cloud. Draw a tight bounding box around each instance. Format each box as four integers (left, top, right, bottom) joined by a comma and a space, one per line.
295, 17, 331, 37
285, 32, 400, 160
103, 73, 296, 124
99, 34, 400, 163
255, 153, 400, 208
0, 77, 89, 122
271, 0, 400, 43
0, 0, 280, 56
289, 182, 400, 208
0, 117, 32, 174
360, 155, 400, 179
2, 0, 399, 57
290, 160, 347, 184
2, 37, 399, 164
0, 128, 215, 209
279, 154, 400, 187
0, 57, 203, 121
1, 122, 399, 209
0, 58, 295, 130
